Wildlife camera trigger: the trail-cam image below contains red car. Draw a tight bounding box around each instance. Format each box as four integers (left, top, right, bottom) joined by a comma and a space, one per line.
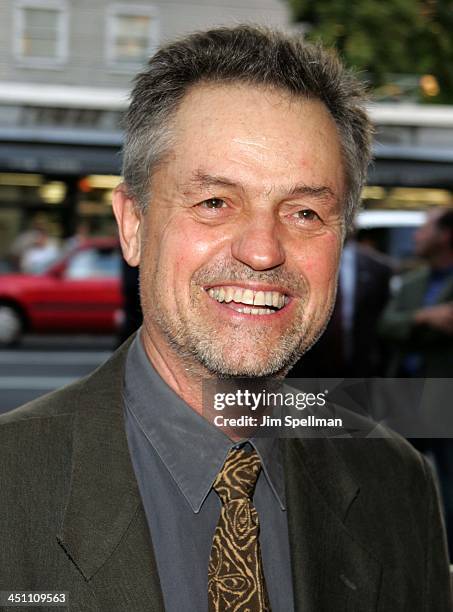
0, 238, 123, 346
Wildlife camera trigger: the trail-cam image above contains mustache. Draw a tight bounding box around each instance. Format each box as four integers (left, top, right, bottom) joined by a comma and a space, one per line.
191, 260, 308, 296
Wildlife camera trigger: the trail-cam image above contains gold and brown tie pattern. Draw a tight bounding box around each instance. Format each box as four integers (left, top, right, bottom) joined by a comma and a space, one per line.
208, 448, 271, 612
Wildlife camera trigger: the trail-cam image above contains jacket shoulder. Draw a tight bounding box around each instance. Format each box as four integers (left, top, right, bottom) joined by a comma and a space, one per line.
339, 421, 427, 479
0, 334, 134, 427
0, 376, 88, 426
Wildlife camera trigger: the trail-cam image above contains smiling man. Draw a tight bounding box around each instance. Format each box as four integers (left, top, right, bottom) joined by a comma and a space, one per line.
0, 26, 451, 612
115, 83, 345, 392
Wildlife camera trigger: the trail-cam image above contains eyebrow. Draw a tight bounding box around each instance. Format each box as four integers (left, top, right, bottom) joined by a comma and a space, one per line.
183, 171, 239, 194
183, 170, 336, 203
287, 183, 335, 201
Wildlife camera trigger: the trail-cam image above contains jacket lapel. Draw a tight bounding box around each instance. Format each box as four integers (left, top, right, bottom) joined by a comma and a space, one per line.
56, 338, 165, 611
283, 438, 382, 612
56, 337, 383, 610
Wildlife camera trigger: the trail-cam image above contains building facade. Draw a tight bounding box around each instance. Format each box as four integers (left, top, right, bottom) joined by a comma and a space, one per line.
0, 0, 452, 260
0, 0, 290, 255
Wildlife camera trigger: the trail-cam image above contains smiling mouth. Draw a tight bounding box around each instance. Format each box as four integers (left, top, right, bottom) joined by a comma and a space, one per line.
206, 285, 289, 315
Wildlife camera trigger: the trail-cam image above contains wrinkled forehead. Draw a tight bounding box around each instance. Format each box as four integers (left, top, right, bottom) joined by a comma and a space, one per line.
172, 79, 332, 132
167, 81, 345, 187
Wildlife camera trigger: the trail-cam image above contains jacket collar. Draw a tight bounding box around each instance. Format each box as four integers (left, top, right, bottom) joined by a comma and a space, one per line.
57, 335, 381, 610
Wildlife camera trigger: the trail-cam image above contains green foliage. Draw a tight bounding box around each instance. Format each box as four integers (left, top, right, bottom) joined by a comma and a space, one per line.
288, 0, 453, 103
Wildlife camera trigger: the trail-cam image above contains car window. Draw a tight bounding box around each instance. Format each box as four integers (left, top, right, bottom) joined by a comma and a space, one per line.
65, 247, 120, 280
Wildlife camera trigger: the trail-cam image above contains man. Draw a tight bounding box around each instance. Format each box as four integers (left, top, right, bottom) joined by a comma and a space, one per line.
380, 207, 453, 559
0, 27, 451, 611
380, 207, 453, 378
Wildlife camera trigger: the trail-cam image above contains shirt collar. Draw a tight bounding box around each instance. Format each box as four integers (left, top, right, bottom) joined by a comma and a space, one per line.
123, 331, 286, 513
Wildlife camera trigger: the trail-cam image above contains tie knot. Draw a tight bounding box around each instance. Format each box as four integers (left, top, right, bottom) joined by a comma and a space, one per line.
213, 447, 262, 504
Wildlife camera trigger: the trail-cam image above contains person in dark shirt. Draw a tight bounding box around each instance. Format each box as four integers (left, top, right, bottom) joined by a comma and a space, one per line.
380, 207, 453, 559
380, 207, 453, 378
293, 236, 392, 377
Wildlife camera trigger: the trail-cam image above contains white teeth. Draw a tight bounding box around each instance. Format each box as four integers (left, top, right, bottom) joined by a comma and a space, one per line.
253, 291, 266, 306
208, 285, 288, 312
237, 306, 251, 314
235, 307, 274, 315
224, 287, 234, 302
242, 289, 254, 305
233, 288, 243, 303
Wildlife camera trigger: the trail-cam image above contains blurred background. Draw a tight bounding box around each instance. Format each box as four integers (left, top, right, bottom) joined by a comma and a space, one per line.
0, 2, 451, 387
0, 0, 452, 398
0, 0, 452, 547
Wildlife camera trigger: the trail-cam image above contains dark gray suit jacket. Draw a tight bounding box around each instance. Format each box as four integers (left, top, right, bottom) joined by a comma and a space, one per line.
0, 339, 451, 611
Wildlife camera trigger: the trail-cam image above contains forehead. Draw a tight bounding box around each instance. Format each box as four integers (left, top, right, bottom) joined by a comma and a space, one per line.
165, 82, 345, 194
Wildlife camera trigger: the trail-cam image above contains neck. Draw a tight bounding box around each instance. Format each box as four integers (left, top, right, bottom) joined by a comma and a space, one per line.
138, 325, 279, 442
140, 325, 208, 416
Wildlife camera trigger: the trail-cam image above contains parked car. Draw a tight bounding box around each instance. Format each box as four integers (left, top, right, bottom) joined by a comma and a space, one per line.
0, 238, 123, 346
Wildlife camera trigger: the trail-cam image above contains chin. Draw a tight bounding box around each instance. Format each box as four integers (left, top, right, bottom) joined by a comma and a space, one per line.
196, 343, 304, 379
204, 364, 289, 379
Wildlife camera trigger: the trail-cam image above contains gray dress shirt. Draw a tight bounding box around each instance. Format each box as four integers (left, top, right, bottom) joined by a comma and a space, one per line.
123, 332, 294, 612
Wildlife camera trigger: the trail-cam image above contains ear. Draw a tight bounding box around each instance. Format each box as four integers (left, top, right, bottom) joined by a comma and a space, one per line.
112, 183, 142, 266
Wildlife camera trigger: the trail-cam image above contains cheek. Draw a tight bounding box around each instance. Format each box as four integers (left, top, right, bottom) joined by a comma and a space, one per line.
292, 234, 341, 288
155, 219, 225, 287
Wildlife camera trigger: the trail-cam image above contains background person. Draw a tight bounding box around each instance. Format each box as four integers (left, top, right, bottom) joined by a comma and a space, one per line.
19, 227, 60, 274
294, 234, 392, 377
379, 206, 453, 558
379, 207, 453, 377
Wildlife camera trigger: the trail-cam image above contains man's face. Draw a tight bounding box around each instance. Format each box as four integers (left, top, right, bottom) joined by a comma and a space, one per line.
130, 83, 345, 377
414, 209, 446, 259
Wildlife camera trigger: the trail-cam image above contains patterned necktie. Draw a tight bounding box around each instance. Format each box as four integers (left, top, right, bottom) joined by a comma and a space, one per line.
208, 447, 271, 612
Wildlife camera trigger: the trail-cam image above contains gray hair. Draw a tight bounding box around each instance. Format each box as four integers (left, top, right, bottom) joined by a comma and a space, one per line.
123, 25, 373, 226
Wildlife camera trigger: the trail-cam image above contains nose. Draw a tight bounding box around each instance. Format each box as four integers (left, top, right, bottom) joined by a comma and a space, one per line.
231, 212, 285, 271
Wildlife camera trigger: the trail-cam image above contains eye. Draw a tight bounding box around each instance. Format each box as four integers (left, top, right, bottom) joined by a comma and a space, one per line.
198, 198, 227, 210
293, 209, 320, 222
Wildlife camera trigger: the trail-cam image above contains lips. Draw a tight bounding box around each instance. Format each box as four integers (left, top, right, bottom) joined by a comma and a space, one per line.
206, 285, 288, 315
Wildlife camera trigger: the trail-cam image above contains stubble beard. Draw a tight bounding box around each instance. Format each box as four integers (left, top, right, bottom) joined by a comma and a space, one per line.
140, 262, 335, 379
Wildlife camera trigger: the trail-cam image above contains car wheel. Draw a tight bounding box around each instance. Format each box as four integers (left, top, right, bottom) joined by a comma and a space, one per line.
0, 304, 23, 346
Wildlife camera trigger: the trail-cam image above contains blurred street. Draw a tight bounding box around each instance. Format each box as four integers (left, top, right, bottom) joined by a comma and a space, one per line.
0, 335, 114, 415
